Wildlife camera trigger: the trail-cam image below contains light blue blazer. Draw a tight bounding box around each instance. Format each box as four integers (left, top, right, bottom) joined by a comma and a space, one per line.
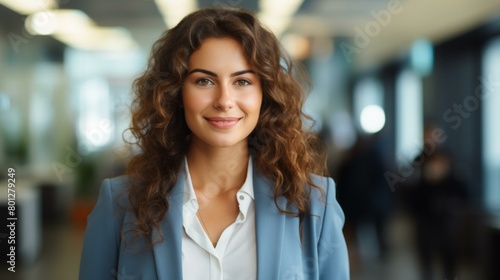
79, 167, 349, 280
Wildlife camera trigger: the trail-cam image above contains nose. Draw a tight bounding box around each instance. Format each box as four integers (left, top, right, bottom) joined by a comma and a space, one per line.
213, 83, 234, 111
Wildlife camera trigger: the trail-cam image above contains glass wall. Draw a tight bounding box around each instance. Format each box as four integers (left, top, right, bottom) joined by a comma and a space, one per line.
395, 69, 423, 163
482, 37, 500, 213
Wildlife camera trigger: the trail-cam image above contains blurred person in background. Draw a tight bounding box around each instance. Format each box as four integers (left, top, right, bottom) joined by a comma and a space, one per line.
336, 133, 393, 264
405, 124, 468, 280
79, 8, 349, 280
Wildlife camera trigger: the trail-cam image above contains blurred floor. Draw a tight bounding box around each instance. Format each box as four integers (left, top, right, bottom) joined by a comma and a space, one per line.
0, 223, 83, 280
349, 211, 482, 280
0, 212, 482, 280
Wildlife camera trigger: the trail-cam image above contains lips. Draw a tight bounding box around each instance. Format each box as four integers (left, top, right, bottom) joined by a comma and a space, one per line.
204, 117, 241, 129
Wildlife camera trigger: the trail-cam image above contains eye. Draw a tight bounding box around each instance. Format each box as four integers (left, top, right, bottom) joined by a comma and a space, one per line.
236, 79, 251, 86
195, 78, 214, 86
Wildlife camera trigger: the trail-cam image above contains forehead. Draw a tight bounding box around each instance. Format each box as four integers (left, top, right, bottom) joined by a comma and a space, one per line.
188, 37, 252, 70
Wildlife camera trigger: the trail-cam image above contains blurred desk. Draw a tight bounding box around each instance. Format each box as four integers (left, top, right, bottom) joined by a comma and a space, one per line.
0, 180, 41, 266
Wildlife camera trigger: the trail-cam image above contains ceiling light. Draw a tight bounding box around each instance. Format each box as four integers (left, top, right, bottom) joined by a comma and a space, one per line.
0, 0, 57, 15
258, 0, 304, 36
281, 33, 311, 60
154, 0, 198, 28
54, 26, 138, 51
26, 9, 92, 36
259, 0, 303, 17
25, 9, 137, 51
360, 105, 386, 134
258, 14, 292, 37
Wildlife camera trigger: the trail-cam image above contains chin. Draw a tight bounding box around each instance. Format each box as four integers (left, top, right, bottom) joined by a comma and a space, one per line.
204, 136, 247, 148
209, 140, 241, 148
190, 132, 249, 149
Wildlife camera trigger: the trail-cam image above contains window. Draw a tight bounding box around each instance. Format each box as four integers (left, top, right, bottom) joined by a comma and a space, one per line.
65, 48, 144, 153
395, 69, 423, 163
482, 37, 500, 212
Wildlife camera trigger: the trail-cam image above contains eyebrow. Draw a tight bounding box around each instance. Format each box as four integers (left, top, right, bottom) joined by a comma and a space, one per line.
187, 68, 256, 78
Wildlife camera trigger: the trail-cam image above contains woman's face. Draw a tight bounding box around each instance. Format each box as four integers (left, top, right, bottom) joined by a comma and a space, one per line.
182, 37, 263, 149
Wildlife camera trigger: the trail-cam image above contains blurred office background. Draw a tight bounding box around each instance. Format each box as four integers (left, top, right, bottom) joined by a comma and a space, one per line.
1, 0, 500, 279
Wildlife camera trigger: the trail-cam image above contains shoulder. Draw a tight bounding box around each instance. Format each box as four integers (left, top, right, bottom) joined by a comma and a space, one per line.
306, 174, 350, 279
99, 175, 131, 199
306, 174, 345, 229
309, 174, 333, 190
102, 175, 130, 192
80, 176, 133, 279
92, 175, 133, 216
308, 174, 337, 207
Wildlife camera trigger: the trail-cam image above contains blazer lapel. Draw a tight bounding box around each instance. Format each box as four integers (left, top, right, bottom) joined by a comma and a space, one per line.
151, 165, 288, 279
153, 170, 185, 280
253, 168, 287, 280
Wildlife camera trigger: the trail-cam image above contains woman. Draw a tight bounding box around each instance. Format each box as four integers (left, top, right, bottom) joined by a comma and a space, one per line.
80, 8, 349, 280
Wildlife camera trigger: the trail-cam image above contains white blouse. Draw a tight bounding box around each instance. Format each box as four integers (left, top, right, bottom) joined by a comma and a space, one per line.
181, 157, 257, 280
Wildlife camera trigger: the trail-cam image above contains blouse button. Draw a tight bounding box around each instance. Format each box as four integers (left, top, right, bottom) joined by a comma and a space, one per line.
239, 195, 244, 200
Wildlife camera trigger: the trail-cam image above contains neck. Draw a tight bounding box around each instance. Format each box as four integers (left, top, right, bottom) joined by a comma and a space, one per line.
186, 138, 249, 194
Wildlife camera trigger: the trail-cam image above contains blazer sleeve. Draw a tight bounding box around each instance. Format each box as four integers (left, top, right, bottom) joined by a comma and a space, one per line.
79, 179, 121, 280
318, 178, 350, 279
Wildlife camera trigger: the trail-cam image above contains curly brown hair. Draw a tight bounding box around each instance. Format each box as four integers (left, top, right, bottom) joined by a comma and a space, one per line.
126, 7, 327, 243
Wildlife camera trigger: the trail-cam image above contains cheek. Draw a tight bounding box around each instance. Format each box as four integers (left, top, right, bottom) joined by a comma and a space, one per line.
181, 94, 199, 129
182, 91, 209, 114
240, 94, 263, 115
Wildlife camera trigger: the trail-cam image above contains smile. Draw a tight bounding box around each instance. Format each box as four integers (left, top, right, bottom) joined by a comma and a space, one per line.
204, 117, 242, 129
